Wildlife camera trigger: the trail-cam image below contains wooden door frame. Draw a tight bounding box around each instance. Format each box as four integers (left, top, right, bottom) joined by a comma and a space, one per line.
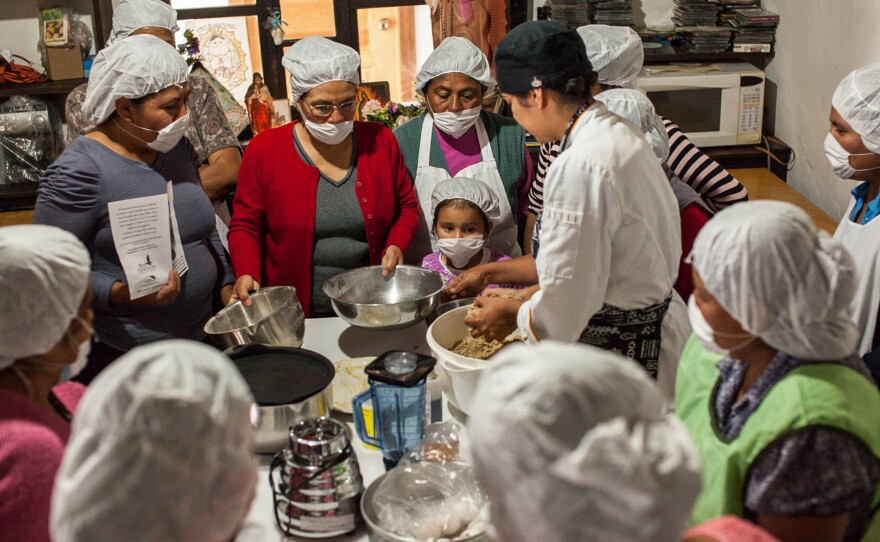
170, 0, 527, 99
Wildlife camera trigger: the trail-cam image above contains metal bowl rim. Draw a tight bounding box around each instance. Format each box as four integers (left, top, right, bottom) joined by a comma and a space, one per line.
322, 265, 445, 307
204, 285, 302, 334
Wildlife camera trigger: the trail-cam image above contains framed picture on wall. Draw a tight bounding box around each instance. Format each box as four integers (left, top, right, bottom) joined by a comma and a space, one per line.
272, 99, 292, 127
359, 81, 390, 104
356, 81, 391, 119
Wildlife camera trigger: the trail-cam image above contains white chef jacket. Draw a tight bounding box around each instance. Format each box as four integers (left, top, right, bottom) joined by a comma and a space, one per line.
516, 103, 691, 399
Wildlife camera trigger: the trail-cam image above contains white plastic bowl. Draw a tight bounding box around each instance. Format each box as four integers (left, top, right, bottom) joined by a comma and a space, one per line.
426, 306, 491, 414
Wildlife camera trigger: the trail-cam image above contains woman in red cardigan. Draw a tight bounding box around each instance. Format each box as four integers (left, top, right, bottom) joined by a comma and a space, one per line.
229, 37, 419, 317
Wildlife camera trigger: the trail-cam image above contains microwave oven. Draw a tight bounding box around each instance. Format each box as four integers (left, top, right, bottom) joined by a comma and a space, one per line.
636, 62, 765, 147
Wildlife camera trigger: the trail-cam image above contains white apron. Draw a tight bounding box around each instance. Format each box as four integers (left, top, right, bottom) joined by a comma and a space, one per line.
834, 199, 880, 356
658, 293, 690, 406
407, 116, 522, 263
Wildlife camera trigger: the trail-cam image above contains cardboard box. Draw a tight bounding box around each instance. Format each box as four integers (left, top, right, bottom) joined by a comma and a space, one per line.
44, 45, 84, 81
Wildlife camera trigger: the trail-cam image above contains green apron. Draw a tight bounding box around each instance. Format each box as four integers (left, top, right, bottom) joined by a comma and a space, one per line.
675, 335, 880, 540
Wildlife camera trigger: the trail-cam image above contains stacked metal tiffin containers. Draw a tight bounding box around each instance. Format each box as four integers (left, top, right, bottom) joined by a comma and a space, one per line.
270, 417, 365, 537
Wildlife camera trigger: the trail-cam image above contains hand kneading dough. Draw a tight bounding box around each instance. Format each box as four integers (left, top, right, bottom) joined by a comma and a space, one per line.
452, 302, 523, 360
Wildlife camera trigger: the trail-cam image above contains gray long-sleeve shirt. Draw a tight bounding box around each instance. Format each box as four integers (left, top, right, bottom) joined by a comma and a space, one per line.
34, 136, 234, 351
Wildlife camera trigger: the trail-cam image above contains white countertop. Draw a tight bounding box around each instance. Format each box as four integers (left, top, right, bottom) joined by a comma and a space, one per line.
244, 317, 433, 541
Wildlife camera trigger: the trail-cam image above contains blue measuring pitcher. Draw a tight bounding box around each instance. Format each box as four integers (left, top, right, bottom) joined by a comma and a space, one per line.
352, 351, 437, 470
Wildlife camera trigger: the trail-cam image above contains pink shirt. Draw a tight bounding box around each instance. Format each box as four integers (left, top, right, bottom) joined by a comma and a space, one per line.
683, 516, 780, 542
0, 381, 85, 542
433, 125, 534, 222
422, 248, 512, 286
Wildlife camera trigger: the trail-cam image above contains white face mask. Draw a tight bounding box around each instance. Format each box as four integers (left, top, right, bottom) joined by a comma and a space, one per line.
437, 237, 485, 269
116, 113, 191, 153
25, 316, 93, 383
303, 118, 354, 145
824, 132, 880, 179
431, 106, 481, 139
65, 316, 93, 379
687, 296, 754, 356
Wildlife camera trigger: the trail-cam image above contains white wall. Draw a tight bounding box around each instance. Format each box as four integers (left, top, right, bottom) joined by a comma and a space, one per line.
762, 0, 880, 219
0, 0, 98, 71
414, 5, 434, 79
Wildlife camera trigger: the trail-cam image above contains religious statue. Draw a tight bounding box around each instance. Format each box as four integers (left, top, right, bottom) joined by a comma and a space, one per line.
244, 72, 275, 136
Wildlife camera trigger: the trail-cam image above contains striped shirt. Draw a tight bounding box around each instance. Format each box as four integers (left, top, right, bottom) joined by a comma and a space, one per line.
528, 116, 749, 215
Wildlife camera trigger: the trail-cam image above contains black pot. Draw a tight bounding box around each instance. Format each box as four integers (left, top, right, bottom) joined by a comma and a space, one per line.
226, 344, 334, 454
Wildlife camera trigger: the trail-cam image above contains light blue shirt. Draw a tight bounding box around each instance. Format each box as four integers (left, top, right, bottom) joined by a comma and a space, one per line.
849, 182, 880, 224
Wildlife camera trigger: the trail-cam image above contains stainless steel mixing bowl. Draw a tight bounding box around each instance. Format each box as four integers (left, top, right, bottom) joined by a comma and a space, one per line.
426, 297, 476, 326
204, 286, 305, 349
361, 469, 489, 542
322, 265, 444, 330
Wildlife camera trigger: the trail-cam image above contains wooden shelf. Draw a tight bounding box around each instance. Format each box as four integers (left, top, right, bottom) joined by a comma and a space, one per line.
0, 78, 86, 98
0, 182, 38, 212
645, 49, 774, 64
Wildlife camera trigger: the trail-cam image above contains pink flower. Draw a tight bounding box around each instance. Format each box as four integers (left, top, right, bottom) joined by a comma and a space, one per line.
395, 115, 412, 127
362, 99, 382, 115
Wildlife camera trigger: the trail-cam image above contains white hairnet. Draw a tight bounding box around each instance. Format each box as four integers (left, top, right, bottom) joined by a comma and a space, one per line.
414, 37, 497, 95
83, 34, 188, 126
0, 225, 89, 370
598, 88, 669, 161
283, 37, 360, 103
690, 201, 859, 360
832, 63, 880, 154
577, 24, 644, 89
468, 342, 702, 542
108, 0, 179, 45
51, 340, 258, 542
431, 178, 502, 227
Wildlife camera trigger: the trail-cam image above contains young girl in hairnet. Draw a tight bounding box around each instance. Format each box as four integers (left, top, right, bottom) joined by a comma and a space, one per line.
421, 178, 512, 286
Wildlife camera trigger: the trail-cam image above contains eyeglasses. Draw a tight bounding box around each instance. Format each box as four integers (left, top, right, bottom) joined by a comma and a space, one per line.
303, 100, 358, 118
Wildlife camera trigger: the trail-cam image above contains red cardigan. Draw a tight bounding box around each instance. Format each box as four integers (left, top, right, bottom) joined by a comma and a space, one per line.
229, 120, 419, 316
675, 203, 712, 300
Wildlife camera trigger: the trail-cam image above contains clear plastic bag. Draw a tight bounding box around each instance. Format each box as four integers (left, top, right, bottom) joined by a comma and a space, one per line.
0, 96, 63, 184
400, 420, 468, 466
372, 421, 489, 541
69, 13, 94, 59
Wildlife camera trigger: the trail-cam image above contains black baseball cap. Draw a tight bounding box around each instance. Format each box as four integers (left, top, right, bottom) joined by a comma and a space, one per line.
495, 21, 592, 94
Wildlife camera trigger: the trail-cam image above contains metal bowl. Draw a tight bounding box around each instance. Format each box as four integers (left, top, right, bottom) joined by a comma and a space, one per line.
361, 469, 489, 542
204, 286, 305, 350
322, 266, 444, 330
426, 297, 476, 326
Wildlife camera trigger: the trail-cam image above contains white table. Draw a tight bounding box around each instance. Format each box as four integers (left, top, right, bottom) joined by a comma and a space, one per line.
244, 317, 434, 541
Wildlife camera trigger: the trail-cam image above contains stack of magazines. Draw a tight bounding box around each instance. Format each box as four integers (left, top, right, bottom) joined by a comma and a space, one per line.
677, 26, 733, 53
726, 7, 779, 52
546, 0, 591, 29
587, 0, 633, 26
672, 0, 721, 27
717, 0, 760, 25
